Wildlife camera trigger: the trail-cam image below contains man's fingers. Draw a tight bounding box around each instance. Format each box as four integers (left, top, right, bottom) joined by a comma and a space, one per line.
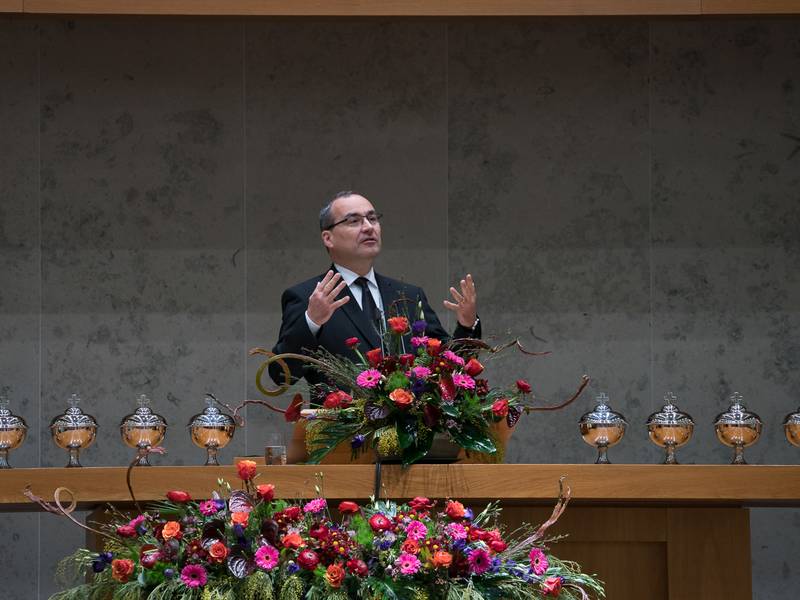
332, 296, 350, 309
449, 287, 465, 303
443, 300, 458, 311
328, 280, 348, 299
320, 270, 334, 286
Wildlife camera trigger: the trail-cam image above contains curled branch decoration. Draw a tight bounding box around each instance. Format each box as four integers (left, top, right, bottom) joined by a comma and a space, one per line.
126, 446, 166, 512
23, 486, 116, 543
249, 348, 324, 397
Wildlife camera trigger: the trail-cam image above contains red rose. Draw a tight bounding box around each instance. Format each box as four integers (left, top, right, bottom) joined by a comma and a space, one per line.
325, 563, 346, 588
426, 338, 442, 355
542, 576, 563, 596
111, 558, 134, 582
208, 541, 229, 563
309, 522, 329, 541
491, 398, 509, 418
323, 390, 353, 409
283, 506, 302, 521
408, 497, 435, 511
387, 316, 410, 334
464, 358, 484, 377
469, 527, 484, 542
166, 490, 191, 503
297, 549, 320, 570
389, 388, 414, 408
256, 483, 275, 501
284, 393, 303, 423
338, 501, 360, 514
369, 513, 393, 532
398, 353, 415, 367
347, 558, 369, 577
490, 539, 508, 552
516, 379, 532, 394
345, 337, 360, 349
236, 459, 258, 481
445, 500, 466, 520
116, 525, 137, 538
365, 348, 383, 367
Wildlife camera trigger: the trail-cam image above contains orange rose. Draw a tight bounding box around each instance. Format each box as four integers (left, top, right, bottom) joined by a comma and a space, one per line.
401, 539, 420, 554
257, 483, 275, 501
387, 316, 410, 334
431, 550, 453, 569
426, 338, 442, 355
231, 511, 249, 527
445, 500, 466, 520
208, 541, 229, 563
325, 563, 346, 588
161, 520, 181, 540
236, 459, 258, 481
389, 388, 414, 408
282, 532, 305, 549
111, 558, 135, 582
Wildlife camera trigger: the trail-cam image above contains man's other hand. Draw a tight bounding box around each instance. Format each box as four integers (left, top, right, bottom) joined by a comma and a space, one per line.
443, 273, 477, 328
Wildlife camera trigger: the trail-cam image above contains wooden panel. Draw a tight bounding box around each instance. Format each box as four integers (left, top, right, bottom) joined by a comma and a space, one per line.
3, 464, 800, 507
22, 0, 702, 16
500, 506, 668, 541
667, 508, 751, 600
0, 0, 23, 11
703, 0, 800, 13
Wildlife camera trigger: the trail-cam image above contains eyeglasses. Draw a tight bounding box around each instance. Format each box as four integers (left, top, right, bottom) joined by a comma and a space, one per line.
325, 212, 383, 230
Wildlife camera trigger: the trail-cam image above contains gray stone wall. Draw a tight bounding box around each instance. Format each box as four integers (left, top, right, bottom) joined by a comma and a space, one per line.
0, 15, 798, 599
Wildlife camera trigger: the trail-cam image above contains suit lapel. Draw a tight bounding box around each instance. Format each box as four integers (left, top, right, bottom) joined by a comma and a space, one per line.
331, 266, 383, 350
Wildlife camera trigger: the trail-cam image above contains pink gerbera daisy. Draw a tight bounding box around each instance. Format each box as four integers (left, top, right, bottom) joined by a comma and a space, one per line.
411, 336, 429, 348
198, 500, 218, 516
529, 547, 549, 576
395, 552, 422, 575
452, 373, 476, 390
445, 522, 467, 541
468, 548, 491, 575
442, 350, 465, 366
411, 366, 432, 379
356, 369, 383, 388
180, 564, 207, 588
254, 544, 280, 571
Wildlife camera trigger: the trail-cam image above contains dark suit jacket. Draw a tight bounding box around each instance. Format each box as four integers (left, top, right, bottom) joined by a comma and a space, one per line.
270, 267, 481, 388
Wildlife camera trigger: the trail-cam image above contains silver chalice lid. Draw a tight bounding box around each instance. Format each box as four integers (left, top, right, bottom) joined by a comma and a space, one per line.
646, 392, 694, 428
188, 394, 236, 429
120, 394, 167, 429
579, 392, 628, 428
0, 395, 28, 432
783, 406, 800, 427
713, 392, 762, 428
50, 394, 98, 430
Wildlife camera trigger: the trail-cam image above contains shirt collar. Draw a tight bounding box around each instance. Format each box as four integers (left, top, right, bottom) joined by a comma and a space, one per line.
334, 264, 377, 289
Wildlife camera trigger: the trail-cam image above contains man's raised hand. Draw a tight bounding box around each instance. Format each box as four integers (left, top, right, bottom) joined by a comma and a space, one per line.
307, 270, 350, 326
443, 273, 478, 328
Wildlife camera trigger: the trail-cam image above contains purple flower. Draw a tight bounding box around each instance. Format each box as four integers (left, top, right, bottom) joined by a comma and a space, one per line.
180, 564, 207, 588
464, 508, 474, 520
164, 568, 175, 579
213, 498, 226, 511
412, 320, 427, 335
378, 531, 397, 550
91, 560, 106, 573
452, 373, 476, 390
351, 434, 366, 449
356, 369, 383, 388
411, 378, 427, 396
287, 561, 299, 574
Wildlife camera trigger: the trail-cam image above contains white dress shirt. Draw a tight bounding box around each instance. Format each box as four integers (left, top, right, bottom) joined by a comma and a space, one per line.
305, 264, 384, 335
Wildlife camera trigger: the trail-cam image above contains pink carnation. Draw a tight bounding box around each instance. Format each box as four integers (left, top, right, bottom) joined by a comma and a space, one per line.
445, 522, 467, 541
442, 350, 465, 366
395, 552, 422, 575
529, 547, 549, 576
452, 373, 476, 390
254, 544, 279, 571
303, 498, 327, 514
411, 336, 429, 348
404, 520, 427, 542
411, 366, 432, 379
356, 369, 383, 388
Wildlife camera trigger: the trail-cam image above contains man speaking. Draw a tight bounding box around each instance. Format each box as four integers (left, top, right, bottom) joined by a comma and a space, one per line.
270, 191, 481, 388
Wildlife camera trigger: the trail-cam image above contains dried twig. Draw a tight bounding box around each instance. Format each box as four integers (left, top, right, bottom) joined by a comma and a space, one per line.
528, 375, 591, 412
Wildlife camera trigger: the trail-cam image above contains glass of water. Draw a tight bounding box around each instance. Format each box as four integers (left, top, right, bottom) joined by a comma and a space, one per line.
264, 432, 287, 466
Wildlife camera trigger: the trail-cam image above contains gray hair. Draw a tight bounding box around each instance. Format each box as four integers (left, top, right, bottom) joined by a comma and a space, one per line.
319, 190, 358, 230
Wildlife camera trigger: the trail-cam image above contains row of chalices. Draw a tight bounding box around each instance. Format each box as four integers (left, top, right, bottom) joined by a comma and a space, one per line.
0, 393, 237, 468
580, 391, 800, 465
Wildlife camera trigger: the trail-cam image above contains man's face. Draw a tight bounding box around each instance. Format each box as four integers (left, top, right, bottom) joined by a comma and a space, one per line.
321, 194, 382, 265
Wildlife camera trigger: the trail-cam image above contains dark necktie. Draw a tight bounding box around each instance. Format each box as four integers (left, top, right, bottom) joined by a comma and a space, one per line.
355, 277, 381, 332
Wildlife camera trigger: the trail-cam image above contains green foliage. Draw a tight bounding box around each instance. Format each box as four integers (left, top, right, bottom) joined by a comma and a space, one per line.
385, 371, 410, 392
449, 422, 496, 454
278, 575, 304, 600
238, 571, 274, 600
54, 548, 96, 588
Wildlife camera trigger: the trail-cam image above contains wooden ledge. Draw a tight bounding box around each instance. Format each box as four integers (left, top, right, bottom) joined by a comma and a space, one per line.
2, 464, 800, 509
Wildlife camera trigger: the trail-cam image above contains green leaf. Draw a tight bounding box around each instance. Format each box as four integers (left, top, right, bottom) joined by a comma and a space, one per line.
441, 402, 460, 417
396, 418, 417, 450
401, 431, 434, 467
450, 423, 496, 454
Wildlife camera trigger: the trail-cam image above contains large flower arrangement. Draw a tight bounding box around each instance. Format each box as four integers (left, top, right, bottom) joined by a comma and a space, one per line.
250, 314, 588, 466
43, 461, 603, 600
